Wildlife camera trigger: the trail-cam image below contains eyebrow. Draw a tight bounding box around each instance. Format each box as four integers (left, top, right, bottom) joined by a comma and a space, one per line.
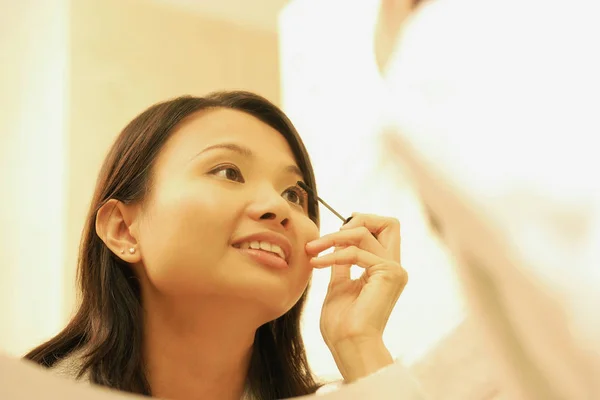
192, 142, 304, 179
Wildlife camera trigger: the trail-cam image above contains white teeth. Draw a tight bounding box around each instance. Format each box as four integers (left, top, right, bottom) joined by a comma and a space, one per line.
271, 244, 285, 260
237, 240, 286, 260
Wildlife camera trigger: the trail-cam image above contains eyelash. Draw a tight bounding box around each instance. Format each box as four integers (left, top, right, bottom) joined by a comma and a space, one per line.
282, 185, 308, 208
209, 164, 308, 209
210, 164, 245, 183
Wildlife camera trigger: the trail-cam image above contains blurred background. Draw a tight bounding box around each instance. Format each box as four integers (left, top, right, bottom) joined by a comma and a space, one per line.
0, 0, 468, 386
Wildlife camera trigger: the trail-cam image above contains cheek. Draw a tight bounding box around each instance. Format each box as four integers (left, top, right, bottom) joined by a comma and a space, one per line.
300, 218, 321, 249
296, 218, 320, 269
288, 219, 320, 295
137, 187, 237, 294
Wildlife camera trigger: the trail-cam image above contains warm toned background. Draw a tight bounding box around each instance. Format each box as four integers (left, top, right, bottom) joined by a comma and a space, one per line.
1, 0, 282, 355
1, 0, 503, 398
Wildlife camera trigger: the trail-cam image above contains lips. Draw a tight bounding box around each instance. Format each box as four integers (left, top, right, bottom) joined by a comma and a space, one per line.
231, 231, 292, 264
234, 240, 286, 260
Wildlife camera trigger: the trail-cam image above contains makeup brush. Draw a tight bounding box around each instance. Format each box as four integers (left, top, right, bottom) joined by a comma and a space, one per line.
297, 181, 353, 224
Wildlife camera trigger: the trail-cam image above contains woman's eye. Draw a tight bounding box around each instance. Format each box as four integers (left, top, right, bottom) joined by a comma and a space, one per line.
283, 186, 307, 208
211, 165, 244, 183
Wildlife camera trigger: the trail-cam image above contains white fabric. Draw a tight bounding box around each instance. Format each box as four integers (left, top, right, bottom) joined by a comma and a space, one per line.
380, 0, 600, 398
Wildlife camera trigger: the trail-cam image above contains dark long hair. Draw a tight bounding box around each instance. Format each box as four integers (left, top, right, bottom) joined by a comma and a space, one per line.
25, 91, 322, 399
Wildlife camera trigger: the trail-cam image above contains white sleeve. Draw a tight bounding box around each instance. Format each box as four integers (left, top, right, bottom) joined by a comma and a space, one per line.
315, 361, 426, 399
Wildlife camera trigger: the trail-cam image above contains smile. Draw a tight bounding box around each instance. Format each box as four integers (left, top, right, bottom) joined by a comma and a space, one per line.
233, 246, 290, 270
233, 240, 287, 260
231, 232, 293, 270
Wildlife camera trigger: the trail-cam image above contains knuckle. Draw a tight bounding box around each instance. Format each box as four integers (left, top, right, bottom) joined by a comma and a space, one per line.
347, 246, 360, 261
389, 217, 401, 229
358, 226, 371, 238
385, 263, 408, 286
399, 268, 408, 285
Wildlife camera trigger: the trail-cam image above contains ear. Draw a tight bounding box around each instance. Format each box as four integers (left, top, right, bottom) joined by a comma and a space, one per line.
95, 199, 142, 263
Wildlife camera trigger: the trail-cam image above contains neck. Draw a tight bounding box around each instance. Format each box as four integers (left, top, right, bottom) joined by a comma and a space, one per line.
142, 292, 264, 400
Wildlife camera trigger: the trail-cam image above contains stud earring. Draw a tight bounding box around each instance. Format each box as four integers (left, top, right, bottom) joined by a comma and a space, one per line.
129, 247, 136, 254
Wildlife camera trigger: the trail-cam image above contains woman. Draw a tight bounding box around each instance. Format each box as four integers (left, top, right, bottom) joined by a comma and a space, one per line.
25, 91, 408, 400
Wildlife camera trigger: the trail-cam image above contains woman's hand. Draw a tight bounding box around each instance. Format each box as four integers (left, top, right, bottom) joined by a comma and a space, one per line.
305, 213, 408, 381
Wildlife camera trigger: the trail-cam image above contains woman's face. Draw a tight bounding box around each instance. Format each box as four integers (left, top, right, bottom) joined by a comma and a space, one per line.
135, 108, 319, 319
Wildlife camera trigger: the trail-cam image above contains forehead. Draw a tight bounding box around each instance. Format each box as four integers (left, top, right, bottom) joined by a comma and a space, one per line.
158, 107, 299, 170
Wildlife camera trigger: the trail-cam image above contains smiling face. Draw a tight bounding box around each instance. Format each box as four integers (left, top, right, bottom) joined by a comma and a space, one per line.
134, 108, 320, 320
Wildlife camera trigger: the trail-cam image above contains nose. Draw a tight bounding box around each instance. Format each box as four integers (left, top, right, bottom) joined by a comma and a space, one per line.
247, 185, 291, 229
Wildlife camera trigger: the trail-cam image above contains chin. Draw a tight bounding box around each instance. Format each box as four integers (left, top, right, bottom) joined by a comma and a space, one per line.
244, 291, 303, 323
259, 304, 296, 325
230, 267, 307, 298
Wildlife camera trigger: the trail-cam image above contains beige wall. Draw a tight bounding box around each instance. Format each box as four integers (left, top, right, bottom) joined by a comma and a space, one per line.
1, 0, 280, 355
64, 0, 281, 320
0, 0, 69, 356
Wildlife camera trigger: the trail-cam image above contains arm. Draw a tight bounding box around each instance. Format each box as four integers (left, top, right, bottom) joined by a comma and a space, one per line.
329, 337, 394, 383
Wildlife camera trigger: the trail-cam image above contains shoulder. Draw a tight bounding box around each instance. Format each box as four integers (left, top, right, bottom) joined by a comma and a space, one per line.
315, 380, 344, 394
50, 348, 91, 383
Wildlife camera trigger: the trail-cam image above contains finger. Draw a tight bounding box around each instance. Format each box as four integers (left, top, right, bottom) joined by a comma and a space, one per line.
343, 216, 377, 238
341, 213, 401, 259
312, 247, 408, 294
331, 267, 352, 285
329, 245, 351, 282
310, 245, 384, 270
341, 212, 400, 237
305, 226, 383, 256
312, 246, 407, 293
